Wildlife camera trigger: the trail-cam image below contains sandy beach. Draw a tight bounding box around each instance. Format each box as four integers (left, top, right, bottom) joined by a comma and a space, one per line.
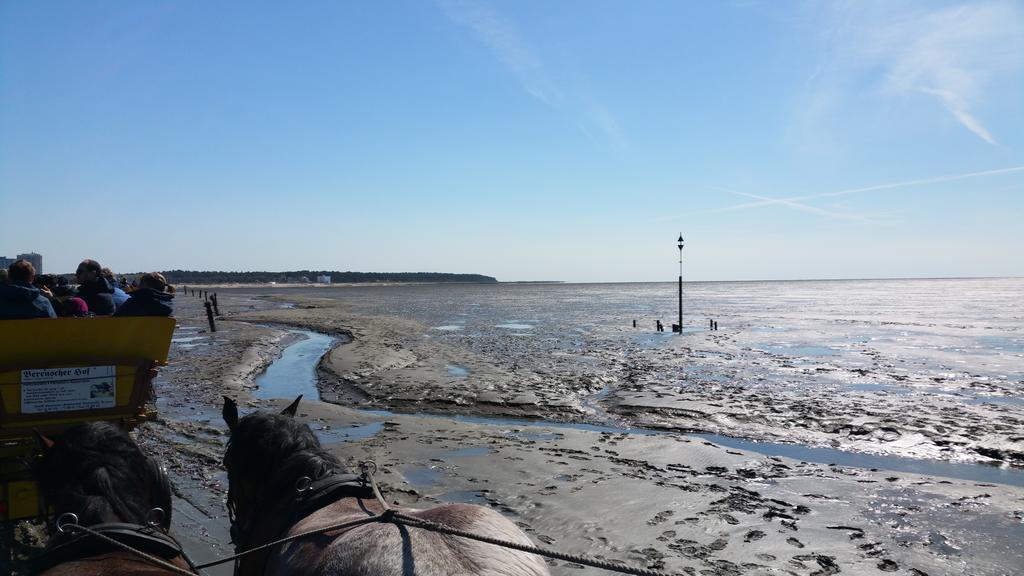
114, 287, 1023, 576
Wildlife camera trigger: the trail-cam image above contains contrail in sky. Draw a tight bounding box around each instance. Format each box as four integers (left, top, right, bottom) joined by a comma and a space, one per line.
732, 191, 871, 221
718, 165, 1024, 213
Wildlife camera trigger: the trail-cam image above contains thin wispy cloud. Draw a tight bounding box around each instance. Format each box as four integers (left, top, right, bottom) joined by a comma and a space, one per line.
581, 103, 626, 148
699, 185, 884, 222
664, 165, 1024, 221
731, 191, 873, 222
876, 2, 1023, 145
733, 165, 1024, 211
439, 0, 623, 146
439, 0, 560, 106
799, 1, 1024, 146
919, 87, 995, 145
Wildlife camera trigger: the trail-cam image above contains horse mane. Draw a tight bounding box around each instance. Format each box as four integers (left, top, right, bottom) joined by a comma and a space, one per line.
32, 421, 172, 529
224, 411, 343, 503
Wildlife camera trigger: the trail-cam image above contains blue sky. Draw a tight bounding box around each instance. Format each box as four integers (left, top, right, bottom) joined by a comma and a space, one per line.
2, 1, 1022, 282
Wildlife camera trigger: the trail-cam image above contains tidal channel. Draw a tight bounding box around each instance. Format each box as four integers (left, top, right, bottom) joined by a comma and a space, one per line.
255, 328, 1024, 488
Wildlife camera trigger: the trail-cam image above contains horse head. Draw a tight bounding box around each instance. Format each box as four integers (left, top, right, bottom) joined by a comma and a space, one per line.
220, 396, 551, 576
29, 422, 189, 575
33, 421, 172, 530
221, 396, 344, 547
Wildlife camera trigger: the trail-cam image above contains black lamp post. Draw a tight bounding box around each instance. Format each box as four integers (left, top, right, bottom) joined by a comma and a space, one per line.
677, 234, 684, 333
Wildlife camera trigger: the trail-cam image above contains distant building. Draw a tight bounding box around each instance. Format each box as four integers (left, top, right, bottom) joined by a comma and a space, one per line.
316, 275, 332, 284
1, 253, 42, 273
17, 252, 42, 274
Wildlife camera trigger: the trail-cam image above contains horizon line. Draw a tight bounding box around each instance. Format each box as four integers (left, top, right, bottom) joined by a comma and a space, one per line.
535, 275, 1023, 284
174, 274, 1023, 286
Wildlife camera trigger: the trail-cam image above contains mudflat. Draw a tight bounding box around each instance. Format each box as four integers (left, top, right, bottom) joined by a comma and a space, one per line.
138, 290, 1022, 576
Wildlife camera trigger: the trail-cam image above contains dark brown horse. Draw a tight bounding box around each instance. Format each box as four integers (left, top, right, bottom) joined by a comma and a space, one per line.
30, 421, 196, 576
222, 396, 550, 576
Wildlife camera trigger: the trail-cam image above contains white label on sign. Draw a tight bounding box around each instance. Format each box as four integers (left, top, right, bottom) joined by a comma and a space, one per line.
20, 366, 117, 414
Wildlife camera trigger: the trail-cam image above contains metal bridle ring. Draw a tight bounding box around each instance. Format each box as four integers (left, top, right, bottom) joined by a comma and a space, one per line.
55, 512, 79, 534
147, 507, 166, 526
295, 476, 313, 492
360, 461, 378, 476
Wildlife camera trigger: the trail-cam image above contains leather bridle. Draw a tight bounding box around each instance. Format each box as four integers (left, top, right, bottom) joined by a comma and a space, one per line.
227, 472, 374, 553
29, 511, 191, 574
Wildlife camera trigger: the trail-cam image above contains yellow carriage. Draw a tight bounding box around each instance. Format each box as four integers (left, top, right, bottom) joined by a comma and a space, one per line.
0, 317, 175, 522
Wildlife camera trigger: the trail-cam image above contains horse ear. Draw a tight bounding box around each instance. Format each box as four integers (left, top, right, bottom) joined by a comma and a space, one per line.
281, 395, 302, 417
34, 429, 54, 451
222, 396, 239, 432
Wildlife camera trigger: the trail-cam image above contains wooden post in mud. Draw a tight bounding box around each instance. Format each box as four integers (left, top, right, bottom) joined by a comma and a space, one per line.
714, 321, 718, 331
204, 301, 217, 332
212, 293, 220, 316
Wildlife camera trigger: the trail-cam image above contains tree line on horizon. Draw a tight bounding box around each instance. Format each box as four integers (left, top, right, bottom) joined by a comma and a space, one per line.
159, 270, 498, 284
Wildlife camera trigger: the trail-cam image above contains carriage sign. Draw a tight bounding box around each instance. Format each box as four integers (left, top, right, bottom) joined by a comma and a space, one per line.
20, 366, 117, 414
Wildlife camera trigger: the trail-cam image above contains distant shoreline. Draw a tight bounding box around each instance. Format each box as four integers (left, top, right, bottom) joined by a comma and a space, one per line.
174, 281, 495, 289
173, 276, 1021, 289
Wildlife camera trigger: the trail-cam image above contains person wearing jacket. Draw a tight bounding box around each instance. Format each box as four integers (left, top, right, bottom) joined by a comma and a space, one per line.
111, 284, 129, 309
0, 260, 57, 319
115, 272, 174, 317
75, 259, 115, 315
102, 268, 130, 310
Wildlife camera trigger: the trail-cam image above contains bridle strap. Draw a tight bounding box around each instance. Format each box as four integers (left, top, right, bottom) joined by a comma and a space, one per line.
29, 522, 187, 574
228, 472, 373, 553
295, 473, 372, 518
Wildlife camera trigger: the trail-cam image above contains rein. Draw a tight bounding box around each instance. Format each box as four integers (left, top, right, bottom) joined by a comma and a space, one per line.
42, 460, 673, 576
197, 462, 674, 576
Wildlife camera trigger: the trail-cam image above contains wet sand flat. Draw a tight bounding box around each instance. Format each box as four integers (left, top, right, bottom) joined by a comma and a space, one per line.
130, 288, 1024, 576
228, 285, 1024, 468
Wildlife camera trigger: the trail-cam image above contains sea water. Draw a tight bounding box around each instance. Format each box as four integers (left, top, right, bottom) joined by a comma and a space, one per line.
231, 278, 1024, 470
233, 278, 1023, 389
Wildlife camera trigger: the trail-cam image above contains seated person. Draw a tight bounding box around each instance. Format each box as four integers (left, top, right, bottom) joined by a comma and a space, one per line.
33, 273, 61, 310
60, 296, 90, 317
52, 284, 74, 299
103, 267, 130, 309
74, 259, 115, 315
115, 272, 175, 317
0, 260, 57, 319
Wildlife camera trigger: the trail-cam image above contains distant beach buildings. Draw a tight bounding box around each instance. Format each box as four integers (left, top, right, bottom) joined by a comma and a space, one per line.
316, 275, 331, 284
0, 252, 42, 273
